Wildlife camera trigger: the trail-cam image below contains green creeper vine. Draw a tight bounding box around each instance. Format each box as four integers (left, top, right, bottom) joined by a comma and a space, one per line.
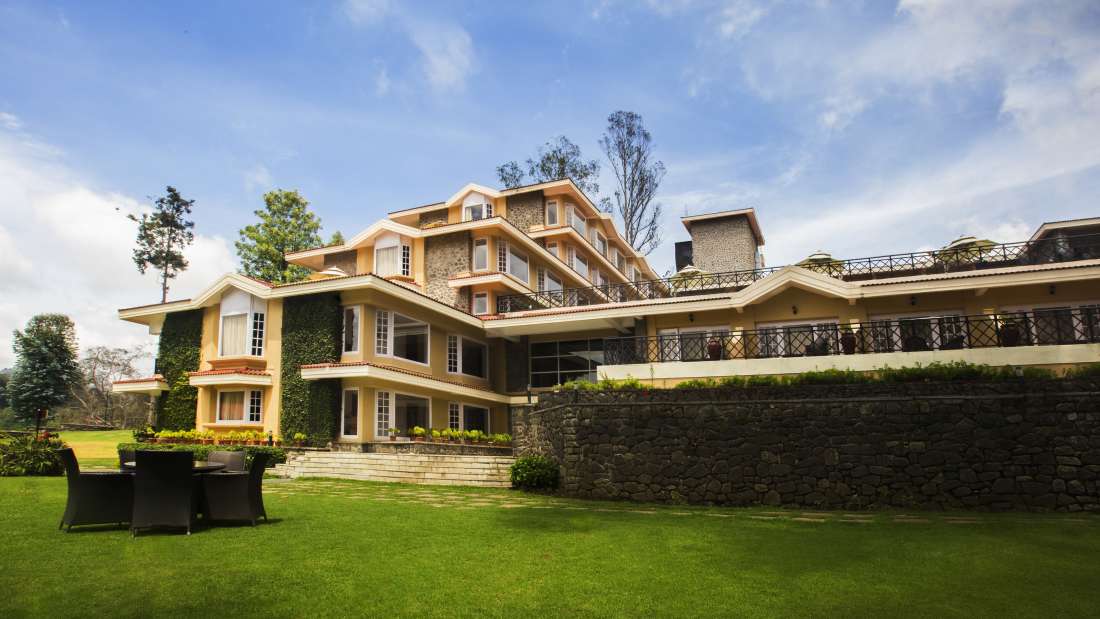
279, 293, 342, 444
155, 309, 203, 430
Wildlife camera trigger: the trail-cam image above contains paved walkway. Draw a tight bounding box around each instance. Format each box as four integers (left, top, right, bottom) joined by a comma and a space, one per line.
262, 478, 1098, 526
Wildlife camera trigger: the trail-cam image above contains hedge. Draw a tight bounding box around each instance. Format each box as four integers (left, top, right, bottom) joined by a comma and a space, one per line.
155, 310, 204, 430
279, 293, 342, 445
115, 442, 286, 467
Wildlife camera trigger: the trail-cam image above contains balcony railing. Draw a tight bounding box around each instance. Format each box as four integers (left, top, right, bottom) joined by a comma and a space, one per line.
496, 233, 1100, 314
603, 309, 1100, 365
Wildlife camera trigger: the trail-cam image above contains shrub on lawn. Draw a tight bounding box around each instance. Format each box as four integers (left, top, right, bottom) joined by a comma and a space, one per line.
510, 455, 560, 490
115, 442, 286, 468
0, 433, 65, 476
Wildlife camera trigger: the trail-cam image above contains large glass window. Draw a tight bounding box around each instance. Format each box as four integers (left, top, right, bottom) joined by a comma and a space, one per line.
448, 335, 487, 378
463, 405, 489, 433
375, 310, 428, 364
220, 314, 247, 356
342, 306, 360, 353
566, 204, 586, 237
217, 390, 263, 423
546, 200, 558, 226
529, 339, 604, 388
574, 254, 589, 278
507, 247, 529, 284
754, 320, 839, 357
595, 232, 607, 256
342, 389, 358, 437
463, 202, 492, 221
375, 245, 399, 276
472, 293, 489, 315
394, 393, 430, 432
473, 238, 488, 271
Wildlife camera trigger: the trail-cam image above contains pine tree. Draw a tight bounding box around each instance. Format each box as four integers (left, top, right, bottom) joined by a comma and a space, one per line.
128, 186, 196, 302
7, 314, 81, 434
235, 189, 325, 283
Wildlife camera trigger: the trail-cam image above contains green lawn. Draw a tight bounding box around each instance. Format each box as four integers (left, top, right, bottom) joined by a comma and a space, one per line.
56, 430, 132, 468
2, 476, 1098, 618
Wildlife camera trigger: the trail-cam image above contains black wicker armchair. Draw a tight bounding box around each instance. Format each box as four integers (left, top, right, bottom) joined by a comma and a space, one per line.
202, 452, 270, 525
58, 448, 134, 532
131, 450, 196, 536
118, 449, 135, 469
207, 450, 246, 473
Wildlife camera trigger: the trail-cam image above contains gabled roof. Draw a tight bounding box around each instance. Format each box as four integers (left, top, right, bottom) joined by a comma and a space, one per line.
1028, 217, 1100, 241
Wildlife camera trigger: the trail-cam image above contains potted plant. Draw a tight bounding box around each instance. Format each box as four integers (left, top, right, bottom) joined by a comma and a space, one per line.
292, 432, 307, 447
431, 428, 442, 443
999, 318, 1023, 347
387, 427, 399, 442
706, 337, 723, 360
840, 328, 857, 355
411, 426, 426, 442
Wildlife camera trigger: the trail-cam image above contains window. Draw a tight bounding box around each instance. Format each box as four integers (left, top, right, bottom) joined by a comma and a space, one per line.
546, 200, 558, 226
537, 268, 545, 292
387, 393, 429, 433
497, 239, 508, 272
447, 335, 488, 378
342, 306, 360, 353
614, 249, 625, 273
507, 247, 529, 284
529, 339, 604, 388
463, 405, 489, 433
375, 311, 428, 364
754, 320, 839, 358
595, 270, 607, 287
250, 312, 265, 356
865, 312, 967, 353
473, 238, 488, 271
566, 204, 586, 237
463, 202, 492, 221
595, 232, 607, 256
342, 388, 359, 437
374, 234, 410, 277
220, 314, 247, 356
375, 391, 390, 438
658, 327, 732, 361
217, 390, 263, 423
472, 292, 489, 315
544, 271, 563, 293
547, 242, 558, 258
448, 402, 460, 430
401, 245, 411, 277
375, 245, 398, 276
574, 254, 589, 278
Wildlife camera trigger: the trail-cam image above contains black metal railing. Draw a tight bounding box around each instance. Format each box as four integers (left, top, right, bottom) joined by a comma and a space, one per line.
603, 309, 1100, 365
496, 233, 1100, 314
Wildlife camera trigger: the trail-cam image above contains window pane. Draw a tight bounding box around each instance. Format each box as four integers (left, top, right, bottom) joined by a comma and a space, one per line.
393, 313, 428, 363
342, 390, 358, 436
343, 307, 358, 352
531, 342, 558, 357
545, 273, 562, 292
221, 314, 246, 356
376, 246, 399, 276
250, 313, 265, 356
248, 391, 262, 423
218, 392, 244, 421
461, 338, 487, 378
395, 394, 429, 432
531, 373, 558, 388
473, 239, 488, 271
531, 357, 557, 373
508, 248, 529, 283
473, 294, 488, 315
464, 406, 489, 432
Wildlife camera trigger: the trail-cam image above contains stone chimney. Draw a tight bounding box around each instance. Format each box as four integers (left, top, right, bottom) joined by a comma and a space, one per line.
679, 208, 764, 273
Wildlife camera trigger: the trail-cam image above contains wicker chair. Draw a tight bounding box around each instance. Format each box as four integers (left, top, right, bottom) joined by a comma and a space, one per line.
207, 450, 246, 473
202, 452, 270, 525
131, 450, 196, 536
118, 449, 135, 470
58, 448, 134, 532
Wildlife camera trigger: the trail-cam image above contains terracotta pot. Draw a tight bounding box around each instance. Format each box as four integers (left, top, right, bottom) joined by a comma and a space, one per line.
389, 435, 396, 442
706, 339, 722, 360
414, 436, 425, 442
840, 331, 857, 355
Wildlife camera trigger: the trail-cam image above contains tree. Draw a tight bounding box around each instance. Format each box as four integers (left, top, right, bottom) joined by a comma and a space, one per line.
329, 230, 345, 246
236, 189, 325, 284
0, 369, 9, 410
496, 136, 601, 197
7, 314, 81, 434
598, 111, 667, 256
128, 186, 196, 303
68, 346, 146, 427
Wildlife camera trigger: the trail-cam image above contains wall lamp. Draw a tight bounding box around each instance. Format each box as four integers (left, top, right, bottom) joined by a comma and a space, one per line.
791, 305, 798, 315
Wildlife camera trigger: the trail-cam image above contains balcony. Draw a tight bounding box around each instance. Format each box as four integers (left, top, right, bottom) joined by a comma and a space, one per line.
495, 233, 1100, 314
603, 309, 1100, 365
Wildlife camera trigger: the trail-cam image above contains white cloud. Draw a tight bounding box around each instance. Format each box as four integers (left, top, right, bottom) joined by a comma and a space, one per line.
0, 112, 22, 130
718, 0, 770, 39
0, 129, 237, 370
243, 164, 273, 193
408, 22, 475, 91
374, 63, 391, 96
342, 0, 390, 26
818, 94, 868, 132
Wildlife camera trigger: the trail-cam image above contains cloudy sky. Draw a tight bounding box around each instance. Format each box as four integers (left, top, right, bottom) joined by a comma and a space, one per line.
1, 0, 1099, 369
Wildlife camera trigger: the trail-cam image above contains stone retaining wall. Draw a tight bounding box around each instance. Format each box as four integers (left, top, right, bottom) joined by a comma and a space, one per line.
513, 380, 1100, 511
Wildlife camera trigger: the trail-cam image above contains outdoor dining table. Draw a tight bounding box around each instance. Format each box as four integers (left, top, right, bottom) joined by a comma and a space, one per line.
121, 461, 227, 473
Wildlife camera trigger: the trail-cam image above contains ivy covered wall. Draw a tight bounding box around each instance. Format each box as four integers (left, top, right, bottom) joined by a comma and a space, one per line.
155, 309, 204, 430
279, 293, 342, 443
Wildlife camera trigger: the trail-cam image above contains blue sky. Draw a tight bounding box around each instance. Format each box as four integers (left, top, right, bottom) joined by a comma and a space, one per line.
2, 0, 1099, 367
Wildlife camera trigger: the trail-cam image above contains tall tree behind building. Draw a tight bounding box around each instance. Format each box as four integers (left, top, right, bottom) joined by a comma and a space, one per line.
496, 136, 601, 197
598, 111, 666, 256
128, 186, 196, 302
236, 189, 332, 284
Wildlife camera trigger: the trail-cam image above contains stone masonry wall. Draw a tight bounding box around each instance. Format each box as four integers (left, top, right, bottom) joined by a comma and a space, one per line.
419, 209, 449, 228
505, 190, 545, 231
425, 232, 471, 310
689, 217, 758, 272
323, 250, 358, 275
514, 381, 1100, 512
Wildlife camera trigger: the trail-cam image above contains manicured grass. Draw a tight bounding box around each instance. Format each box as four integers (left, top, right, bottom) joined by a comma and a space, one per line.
56, 430, 132, 468
3, 476, 1099, 618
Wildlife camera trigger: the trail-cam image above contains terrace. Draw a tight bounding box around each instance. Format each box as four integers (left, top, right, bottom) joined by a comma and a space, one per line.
495, 232, 1100, 314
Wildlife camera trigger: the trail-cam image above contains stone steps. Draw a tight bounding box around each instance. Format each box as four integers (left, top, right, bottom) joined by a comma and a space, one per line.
272, 451, 515, 487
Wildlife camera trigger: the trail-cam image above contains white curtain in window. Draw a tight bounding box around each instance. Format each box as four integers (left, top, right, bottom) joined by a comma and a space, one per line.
219, 391, 244, 421
376, 246, 399, 276
221, 314, 247, 356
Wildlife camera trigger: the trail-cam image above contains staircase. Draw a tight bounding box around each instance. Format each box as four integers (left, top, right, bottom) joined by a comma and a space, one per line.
272, 450, 514, 487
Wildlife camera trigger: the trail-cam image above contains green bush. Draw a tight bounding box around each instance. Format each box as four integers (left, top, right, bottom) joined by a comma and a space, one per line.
155, 309, 204, 430
510, 454, 560, 490
279, 294, 342, 445
1064, 363, 1100, 379
0, 434, 65, 476
559, 377, 646, 391
671, 362, 1063, 390
115, 442, 286, 468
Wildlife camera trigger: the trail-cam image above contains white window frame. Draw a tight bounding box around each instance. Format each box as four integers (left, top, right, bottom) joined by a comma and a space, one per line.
472, 292, 489, 315
342, 305, 361, 353
374, 309, 430, 367
446, 334, 489, 379
507, 246, 530, 284
341, 387, 360, 438
218, 290, 266, 358
448, 402, 461, 430
452, 402, 491, 433
573, 252, 589, 278
865, 310, 967, 353
376, 390, 432, 439
657, 326, 732, 362
373, 234, 411, 278
565, 204, 586, 237
545, 200, 559, 226
216, 389, 263, 425
473, 238, 489, 271
544, 270, 563, 293
999, 301, 1100, 345
462, 202, 492, 222
546, 241, 558, 258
